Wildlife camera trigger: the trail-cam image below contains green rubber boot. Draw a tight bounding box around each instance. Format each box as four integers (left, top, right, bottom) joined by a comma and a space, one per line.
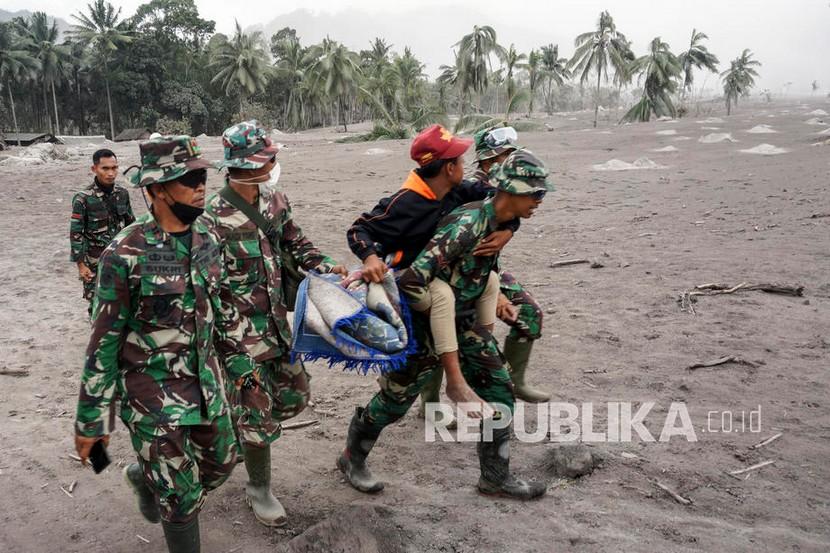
161, 516, 200, 553
242, 445, 287, 527
504, 337, 550, 403
337, 407, 384, 493
123, 463, 160, 524
417, 370, 457, 429
477, 426, 547, 500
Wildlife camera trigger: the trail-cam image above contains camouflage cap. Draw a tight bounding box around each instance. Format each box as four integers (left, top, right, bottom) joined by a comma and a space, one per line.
474, 125, 519, 162
128, 135, 214, 188
220, 120, 280, 170
490, 149, 555, 195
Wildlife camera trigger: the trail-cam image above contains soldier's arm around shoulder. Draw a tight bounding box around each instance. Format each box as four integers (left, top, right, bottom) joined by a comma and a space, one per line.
75, 243, 132, 437
397, 208, 478, 305
276, 192, 336, 272
69, 192, 87, 262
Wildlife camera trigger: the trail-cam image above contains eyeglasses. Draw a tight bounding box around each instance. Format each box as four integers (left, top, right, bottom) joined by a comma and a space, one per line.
484, 126, 518, 149
530, 190, 547, 201
178, 169, 207, 188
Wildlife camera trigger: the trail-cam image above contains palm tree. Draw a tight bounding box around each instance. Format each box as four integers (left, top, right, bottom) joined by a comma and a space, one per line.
622, 37, 682, 122
274, 36, 306, 129
540, 44, 570, 115
437, 56, 460, 113
362, 38, 392, 79
678, 29, 719, 100
69, 0, 131, 139
18, 12, 68, 135
502, 44, 526, 102
721, 49, 761, 115
526, 49, 542, 116
392, 47, 425, 115
304, 38, 362, 131
0, 22, 39, 143
455, 25, 503, 111
569, 10, 630, 127
209, 22, 271, 100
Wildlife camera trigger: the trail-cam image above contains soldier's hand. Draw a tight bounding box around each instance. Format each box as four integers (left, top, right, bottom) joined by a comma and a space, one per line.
474, 229, 513, 257
496, 294, 518, 323
445, 381, 496, 420
361, 254, 388, 283
75, 434, 110, 466
77, 262, 94, 283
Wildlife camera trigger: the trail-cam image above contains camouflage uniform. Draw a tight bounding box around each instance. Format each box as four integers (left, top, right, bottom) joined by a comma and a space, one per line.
75, 136, 253, 524
203, 121, 338, 449
69, 179, 135, 313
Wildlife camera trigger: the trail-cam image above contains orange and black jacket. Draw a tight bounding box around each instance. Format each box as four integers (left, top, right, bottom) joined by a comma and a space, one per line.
347, 171, 520, 270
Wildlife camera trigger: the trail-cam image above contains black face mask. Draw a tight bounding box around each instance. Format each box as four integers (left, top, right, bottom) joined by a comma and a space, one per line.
163, 184, 204, 225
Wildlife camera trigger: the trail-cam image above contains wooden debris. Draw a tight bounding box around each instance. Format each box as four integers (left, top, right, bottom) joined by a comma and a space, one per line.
686, 356, 756, 371
0, 368, 30, 377
679, 282, 805, 313
582, 369, 608, 374
68, 454, 82, 462
136, 535, 150, 544
68, 480, 77, 493
809, 213, 830, 219
728, 459, 775, 476
654, 481, 693, 505
281, 419, 319, 431
59, 485, 73, 498
549, 258, 590, 269
751, 433, 782, 450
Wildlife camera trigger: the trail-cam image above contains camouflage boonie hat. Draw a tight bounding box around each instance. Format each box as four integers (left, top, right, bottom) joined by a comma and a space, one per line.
128, 135, 214, 187
220, 120, 279, 170
490, 149, 555, 195
474, 125, 519, 162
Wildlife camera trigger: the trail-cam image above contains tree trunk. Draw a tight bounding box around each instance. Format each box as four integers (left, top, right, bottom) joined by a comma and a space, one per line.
340, 95, 348, 132
8, 85, 20, 146
594, 69, 602, 128
528, 84, 535, 117
104, 60, 116, 139
42, 81, 53, 134
51, 80, 61, 136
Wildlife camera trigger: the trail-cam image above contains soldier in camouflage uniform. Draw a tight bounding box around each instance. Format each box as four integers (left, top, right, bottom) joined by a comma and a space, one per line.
69, 148, 135, 316
338, 148, 553, 500
74, 136, 255, 553
201, 121, 345, 527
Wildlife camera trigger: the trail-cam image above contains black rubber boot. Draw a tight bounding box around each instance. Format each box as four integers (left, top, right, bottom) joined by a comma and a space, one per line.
161, 516, 200, 553
336, 407, 384, 493
123, 463, 160, 524
477, 426, 547, 500
242, 445, 287, 527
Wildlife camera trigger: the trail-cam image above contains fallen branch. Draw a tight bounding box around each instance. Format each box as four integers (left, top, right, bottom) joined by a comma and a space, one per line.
679, 282, 804, 313
809, 213, 830, 219
59, 485, 73, 498
0, 368, 30, 377
136, 535, 150, 544
281, 419, 319, 431
549, 259, 590, 269
728, 459, 775, 476
686, 356, 756, 371
750, 433, 782, 450
654, 481, 693, 505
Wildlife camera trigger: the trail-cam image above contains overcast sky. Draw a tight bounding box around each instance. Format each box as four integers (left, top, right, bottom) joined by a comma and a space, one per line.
5, 0, 829, 95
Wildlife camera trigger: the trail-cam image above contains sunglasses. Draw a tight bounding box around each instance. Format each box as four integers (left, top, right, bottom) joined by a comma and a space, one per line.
484, 126, 518, 149
530, 190, 547, 201
178, 169, 207, 188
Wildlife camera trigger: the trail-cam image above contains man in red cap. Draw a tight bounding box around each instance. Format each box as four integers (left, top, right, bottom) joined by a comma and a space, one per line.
338, 125, 527, 495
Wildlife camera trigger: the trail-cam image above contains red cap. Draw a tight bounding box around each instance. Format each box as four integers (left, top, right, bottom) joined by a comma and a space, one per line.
410, 124, 473, 166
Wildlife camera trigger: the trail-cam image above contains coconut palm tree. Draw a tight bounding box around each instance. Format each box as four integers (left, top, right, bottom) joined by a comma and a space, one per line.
392, 47, 425, 115
502, 44, 527, 102
210, 22, 271, 100
18, 12, 69, 135
526, 49, 542, 116
455, 25, 504, 111
274, 36, 306, 130
304, 38, 362, 131
569, 10, 630, 127
540, 43, 570, 115
0, 22, 39, 143
622, 37, 682, 122
721, 49, 761, 115
69, 0, 131, 139
678, 29, 719, 99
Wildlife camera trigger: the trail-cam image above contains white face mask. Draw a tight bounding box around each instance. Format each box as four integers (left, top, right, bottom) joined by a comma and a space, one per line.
229, 162, 282, 191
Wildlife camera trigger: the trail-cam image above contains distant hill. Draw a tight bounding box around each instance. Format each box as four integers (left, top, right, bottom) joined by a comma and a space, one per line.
0, 9, 72, 36
248, 7, 558, 78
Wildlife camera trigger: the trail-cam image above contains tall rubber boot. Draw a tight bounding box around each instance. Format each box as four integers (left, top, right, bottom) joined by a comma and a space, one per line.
161, 516, 200, 553
504, 337, 550, 403
242, 445, 287, 527
417, 370, 457, 429
337, 407, 384, 493
477, 426, 547, 500
123, 463, 160, 524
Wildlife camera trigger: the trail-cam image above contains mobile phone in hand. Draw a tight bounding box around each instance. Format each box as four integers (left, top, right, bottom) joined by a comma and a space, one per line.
89, 440, 111, 474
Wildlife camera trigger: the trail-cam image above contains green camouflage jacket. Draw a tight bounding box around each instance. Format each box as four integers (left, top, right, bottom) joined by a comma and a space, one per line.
398, 197, 500, 309
69, 180, 135, 265
201, 186, 336, 367
75, 213, 256, 437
